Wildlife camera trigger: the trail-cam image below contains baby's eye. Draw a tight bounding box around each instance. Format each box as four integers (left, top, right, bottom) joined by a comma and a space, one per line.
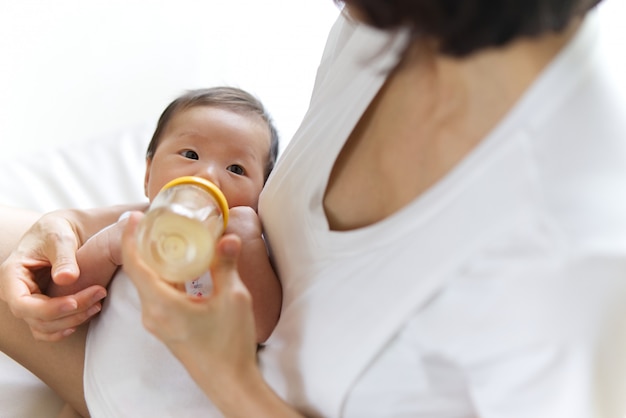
227, 164, 245, 176
181, 150, 199, 160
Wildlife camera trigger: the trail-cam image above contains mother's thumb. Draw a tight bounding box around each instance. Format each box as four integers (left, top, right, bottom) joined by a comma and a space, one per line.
211, 234, 242, 290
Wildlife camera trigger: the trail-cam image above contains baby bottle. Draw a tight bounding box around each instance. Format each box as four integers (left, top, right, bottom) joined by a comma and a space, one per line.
135, 176, 229, 296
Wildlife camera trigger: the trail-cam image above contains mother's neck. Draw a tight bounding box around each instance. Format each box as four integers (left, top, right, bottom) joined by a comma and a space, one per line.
396, 19, 582, 139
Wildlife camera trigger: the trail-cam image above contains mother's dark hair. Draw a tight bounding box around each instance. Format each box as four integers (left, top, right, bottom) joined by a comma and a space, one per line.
337, 0, 603, 56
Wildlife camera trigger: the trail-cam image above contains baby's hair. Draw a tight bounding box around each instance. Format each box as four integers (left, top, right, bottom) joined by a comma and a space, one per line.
146, 87, 280, 181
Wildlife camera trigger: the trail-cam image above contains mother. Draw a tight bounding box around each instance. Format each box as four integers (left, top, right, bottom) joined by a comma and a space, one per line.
2, 0, 626, 416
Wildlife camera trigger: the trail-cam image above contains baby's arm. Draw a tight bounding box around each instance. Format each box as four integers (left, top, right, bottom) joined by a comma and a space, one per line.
226, 206, 282, 343
45, 207, 282, 341
47, 218, 126, 298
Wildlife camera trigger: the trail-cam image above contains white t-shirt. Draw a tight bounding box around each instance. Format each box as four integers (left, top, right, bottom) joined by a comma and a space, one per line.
85, 3, 626, 417
259, 3, 626, 417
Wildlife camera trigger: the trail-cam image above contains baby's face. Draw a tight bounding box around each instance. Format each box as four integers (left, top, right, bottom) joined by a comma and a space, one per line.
144, 106, 270, 210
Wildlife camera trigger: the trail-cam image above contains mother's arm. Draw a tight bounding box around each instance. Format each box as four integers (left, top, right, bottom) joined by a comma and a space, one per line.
0, 204, 143, 416
0, 206, 93, 416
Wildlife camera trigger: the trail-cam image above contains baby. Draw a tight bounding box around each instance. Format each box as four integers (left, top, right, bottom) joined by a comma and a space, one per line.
49, 86, 282, 418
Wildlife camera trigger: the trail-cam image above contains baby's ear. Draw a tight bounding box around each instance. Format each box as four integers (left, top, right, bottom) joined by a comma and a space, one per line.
143, 158, 152, 198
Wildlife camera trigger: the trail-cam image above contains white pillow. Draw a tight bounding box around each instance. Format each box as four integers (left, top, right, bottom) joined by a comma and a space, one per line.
0, 122, 153, 417
0, 122, 151, 212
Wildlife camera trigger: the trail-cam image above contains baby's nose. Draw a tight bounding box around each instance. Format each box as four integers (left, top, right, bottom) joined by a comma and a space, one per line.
194, 166, 221, 189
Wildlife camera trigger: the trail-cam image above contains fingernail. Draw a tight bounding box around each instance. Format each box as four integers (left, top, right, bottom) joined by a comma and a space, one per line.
60, 301, 78, 313
54, 267, 78, 280
56, 267, 74, 275
92, 290, 107, 302
87, 304, 102, 317
62, 328, 76, 337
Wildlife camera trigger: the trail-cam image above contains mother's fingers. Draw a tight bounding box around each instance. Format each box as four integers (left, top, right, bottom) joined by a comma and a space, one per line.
121, 211, 258, 388
210, 234, 243, 293
25, 214, 82, 286
122, 213, 253, 332
121, 212, 192, 333
4, 286, 105, 341
24, 300, 103, 342
210, 234, 256, 341
120, 211, 167, 300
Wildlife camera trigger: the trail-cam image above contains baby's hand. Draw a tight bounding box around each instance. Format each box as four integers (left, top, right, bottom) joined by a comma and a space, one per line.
225, 206, 263, 241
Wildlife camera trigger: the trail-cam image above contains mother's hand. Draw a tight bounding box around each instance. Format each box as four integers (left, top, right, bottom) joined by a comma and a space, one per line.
0, 210, 110, 341
121, 211, 259, 399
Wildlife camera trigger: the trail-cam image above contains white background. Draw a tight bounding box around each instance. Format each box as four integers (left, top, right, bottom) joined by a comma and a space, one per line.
0, 0, 340, 158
